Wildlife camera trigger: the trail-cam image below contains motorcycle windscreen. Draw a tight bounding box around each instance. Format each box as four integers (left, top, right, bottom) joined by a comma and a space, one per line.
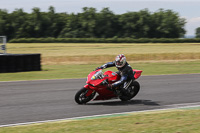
86, 70, 105, 86
133, 69, 143, 79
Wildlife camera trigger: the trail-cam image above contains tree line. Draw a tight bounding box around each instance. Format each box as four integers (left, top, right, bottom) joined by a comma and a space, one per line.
0, 6, 187, 40
196, 27, 200, 38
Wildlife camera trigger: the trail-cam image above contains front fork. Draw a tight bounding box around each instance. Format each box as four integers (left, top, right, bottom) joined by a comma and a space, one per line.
84, 84, 95, 97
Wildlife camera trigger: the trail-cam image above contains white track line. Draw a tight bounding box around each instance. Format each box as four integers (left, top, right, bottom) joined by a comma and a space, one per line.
0, 78, 85, 83
0, 102, 200, 128
164, 102, 200, 107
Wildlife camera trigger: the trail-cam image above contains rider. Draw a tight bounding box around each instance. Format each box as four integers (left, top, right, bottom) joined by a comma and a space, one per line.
96, 54, 135, 93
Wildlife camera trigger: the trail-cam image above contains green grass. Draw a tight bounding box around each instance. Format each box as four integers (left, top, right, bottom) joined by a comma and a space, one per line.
0, 60, 200, 81
7, 43, 200, 64
7, 43, 200, 56
1, 109, 200, 133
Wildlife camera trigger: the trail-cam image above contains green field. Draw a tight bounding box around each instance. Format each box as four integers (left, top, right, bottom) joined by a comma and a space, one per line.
7, 43, 200, 56
7, 43, 200, 64
0, 61, 200, 81
1, 109, 200, 133
1, 43, 199, 81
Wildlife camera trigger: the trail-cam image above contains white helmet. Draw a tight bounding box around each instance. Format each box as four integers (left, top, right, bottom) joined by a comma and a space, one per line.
115, 54, 126, 68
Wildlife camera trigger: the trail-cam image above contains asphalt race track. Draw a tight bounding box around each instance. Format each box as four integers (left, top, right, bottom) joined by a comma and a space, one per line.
0, 74, 200, 126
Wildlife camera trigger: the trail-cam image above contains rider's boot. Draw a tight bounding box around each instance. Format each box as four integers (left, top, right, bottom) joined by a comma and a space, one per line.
113, 87, 123, 97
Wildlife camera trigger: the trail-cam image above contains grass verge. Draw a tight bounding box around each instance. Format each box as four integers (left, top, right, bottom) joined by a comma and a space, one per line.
0, 60, 200, 81
7, 43, 200, 64
0, 109, 200, 133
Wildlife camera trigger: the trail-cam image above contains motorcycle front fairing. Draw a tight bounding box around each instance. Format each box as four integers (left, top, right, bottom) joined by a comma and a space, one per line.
84, 69, 120, 100
86, 70, 106, 87
86, 69, 120, 87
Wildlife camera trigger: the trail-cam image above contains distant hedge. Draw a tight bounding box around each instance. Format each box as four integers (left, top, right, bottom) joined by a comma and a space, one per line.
8, 38, 200, 43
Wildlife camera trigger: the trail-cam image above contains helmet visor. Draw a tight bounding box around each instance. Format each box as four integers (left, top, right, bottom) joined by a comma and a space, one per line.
116, 61, 123, 67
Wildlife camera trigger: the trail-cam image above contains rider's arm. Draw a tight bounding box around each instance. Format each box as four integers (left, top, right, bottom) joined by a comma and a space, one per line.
97, 61, 115, 70
104, 61, 115, 68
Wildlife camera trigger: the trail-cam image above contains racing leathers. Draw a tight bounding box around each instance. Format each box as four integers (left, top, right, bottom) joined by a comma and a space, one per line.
97, 61, 135, 90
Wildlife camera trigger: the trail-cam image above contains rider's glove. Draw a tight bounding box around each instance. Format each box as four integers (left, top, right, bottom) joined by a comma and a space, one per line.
95, 67, 102, 70
95, 64, 107, 70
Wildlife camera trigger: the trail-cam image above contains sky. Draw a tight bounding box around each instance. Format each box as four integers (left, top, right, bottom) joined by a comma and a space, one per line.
0, 0, 200, 36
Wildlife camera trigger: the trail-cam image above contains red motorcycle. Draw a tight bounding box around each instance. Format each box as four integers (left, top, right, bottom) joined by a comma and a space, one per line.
75, 69, 142, 104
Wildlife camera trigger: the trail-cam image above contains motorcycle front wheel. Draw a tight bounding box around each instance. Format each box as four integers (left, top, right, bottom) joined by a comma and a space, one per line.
75, 87, 96, 104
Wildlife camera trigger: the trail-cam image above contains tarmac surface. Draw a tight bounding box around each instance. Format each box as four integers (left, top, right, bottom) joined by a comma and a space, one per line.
0, 74, 200, 126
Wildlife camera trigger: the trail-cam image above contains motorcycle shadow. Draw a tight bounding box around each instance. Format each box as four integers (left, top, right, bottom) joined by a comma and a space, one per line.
87, 99, 160, 106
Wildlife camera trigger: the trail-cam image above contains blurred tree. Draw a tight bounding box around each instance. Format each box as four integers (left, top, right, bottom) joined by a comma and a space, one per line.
9, 8, 32, 38
59, 7, 97, 38
59, 13, 82, 38
151, 9, 186, 38
119, 9, 151, 38
0, 6, 187, 39
31, 7, 43, 37
0, 9, 13, 39
80, 7, 97, 37
195, 27, 200, 38
135, 9, 151, 38
46, 6, 67, 38
119, 11, 138, 38
95, 8, 119, 38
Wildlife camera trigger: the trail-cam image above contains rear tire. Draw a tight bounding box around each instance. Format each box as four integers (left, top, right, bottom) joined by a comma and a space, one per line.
75, 87, 96, 104
120, 81, 140, 101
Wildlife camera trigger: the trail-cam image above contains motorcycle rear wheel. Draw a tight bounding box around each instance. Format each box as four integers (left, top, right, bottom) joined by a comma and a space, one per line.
75, 87, 96, 104
120, 81, 140, 101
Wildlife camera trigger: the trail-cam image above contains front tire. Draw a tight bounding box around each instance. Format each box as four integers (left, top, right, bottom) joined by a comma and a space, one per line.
75, 87, 96, 104
120, 81, 140, 101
